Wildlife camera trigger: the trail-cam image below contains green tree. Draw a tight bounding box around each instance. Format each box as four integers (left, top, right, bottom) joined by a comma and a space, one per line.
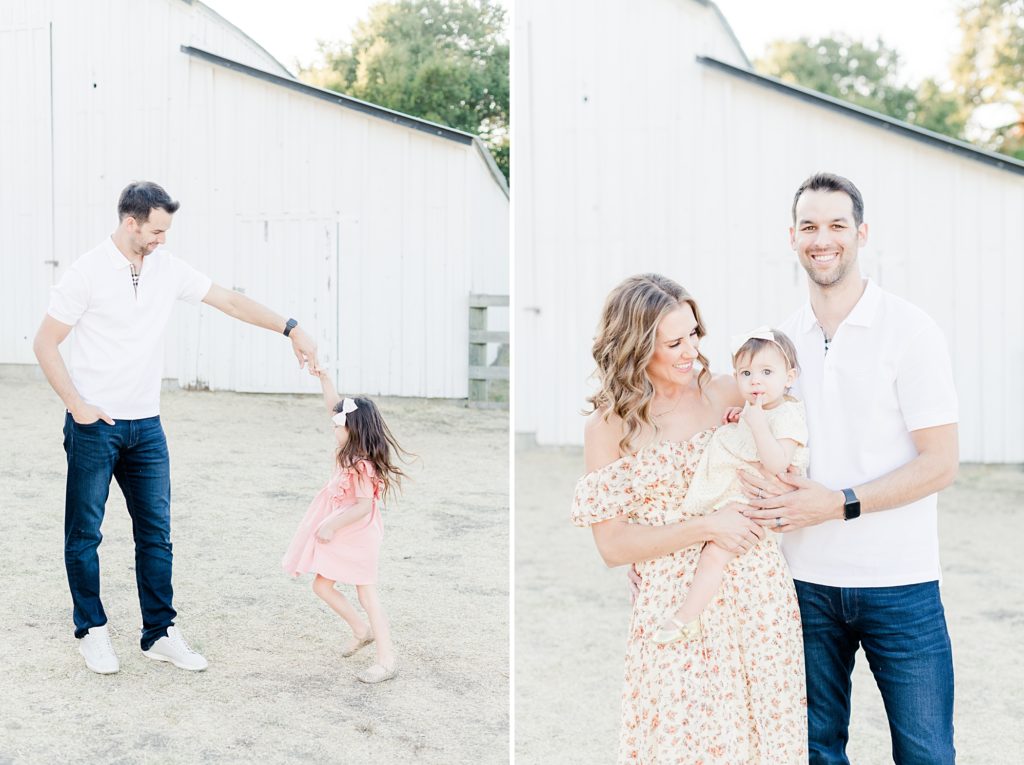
951, 0, 1024, 159
302, 0, 510, 180
755, 36, 967, 141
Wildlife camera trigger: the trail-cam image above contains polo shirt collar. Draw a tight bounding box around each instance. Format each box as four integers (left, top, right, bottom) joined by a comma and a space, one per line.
843, 278, 882, 327
795, 277, 882, 334
104, 236, 133, 270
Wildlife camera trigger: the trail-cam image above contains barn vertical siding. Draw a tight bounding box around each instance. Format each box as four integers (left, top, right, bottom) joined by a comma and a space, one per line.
1, 0, 509, 401
0, 23, 52, 364
515, 0, 1023, 462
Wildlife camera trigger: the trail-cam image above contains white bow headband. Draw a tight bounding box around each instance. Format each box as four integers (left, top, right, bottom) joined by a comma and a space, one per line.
332, 398, 358, 427
729, 326, 792, 366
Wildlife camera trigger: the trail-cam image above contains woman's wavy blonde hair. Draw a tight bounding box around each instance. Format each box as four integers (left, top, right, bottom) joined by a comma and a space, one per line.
586, 273, 712, 453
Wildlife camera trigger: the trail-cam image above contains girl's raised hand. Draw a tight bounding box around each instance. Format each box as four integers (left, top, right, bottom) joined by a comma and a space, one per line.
740, 394, 767, 426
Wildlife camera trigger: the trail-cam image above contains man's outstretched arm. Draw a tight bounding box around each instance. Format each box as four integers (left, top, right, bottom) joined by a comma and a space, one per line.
202, 284, 320, 374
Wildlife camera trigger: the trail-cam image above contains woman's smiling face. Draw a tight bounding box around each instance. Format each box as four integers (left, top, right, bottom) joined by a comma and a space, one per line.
646, 303, 700, 387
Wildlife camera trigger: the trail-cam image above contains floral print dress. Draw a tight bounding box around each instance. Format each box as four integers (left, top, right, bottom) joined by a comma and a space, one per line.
572, 429, 807, 764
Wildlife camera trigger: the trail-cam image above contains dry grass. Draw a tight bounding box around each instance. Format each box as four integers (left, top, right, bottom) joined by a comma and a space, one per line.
515, 445, 1024, 764
0, 371, 508, 764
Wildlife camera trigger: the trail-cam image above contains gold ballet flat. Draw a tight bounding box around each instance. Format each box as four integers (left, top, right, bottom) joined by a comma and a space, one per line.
651, 617, 702, 645
357, 662, 398, 684
342, 627, 375, 658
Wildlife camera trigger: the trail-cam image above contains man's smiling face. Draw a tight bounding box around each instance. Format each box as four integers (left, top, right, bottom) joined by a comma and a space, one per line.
790, 189, 867, 289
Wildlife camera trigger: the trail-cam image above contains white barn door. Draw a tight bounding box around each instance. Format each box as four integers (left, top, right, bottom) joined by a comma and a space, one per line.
231, 215, 338, 393
0, 25, 53, 363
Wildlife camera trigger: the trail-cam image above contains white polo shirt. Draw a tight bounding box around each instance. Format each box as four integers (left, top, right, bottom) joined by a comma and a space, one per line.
779, 279, 958, 587
47, 237, 212, 420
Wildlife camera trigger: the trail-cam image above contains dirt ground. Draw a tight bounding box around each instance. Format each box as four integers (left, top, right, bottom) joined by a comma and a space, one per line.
0, 370, 508, 764
515, 445, 1024, 764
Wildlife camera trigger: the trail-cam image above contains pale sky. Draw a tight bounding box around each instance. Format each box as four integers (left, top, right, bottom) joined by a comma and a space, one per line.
202, 0, 376, 72
713, 0, 963, 85
202, 0, 508, 74
203, 1, 962, 83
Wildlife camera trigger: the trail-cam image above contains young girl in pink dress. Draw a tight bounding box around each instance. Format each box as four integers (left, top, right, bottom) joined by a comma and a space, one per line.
282, 370, 409, 684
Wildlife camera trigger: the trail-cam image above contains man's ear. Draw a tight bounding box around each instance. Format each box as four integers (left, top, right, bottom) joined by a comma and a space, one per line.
857, 222, 869, 246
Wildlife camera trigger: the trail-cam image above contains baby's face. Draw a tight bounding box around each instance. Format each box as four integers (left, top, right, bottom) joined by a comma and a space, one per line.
734, 346, 796, 408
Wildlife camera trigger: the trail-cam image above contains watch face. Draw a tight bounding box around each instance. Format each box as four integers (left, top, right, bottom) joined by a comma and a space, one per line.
842, 488, 861, 520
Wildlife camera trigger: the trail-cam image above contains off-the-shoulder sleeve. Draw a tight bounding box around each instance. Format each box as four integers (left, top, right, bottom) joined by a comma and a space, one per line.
767, 399, 809, 446
570, 457, 636, 527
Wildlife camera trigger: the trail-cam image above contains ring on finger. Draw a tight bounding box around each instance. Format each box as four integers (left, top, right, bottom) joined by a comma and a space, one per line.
757, 489, 763, 499
774, 517, 783, 529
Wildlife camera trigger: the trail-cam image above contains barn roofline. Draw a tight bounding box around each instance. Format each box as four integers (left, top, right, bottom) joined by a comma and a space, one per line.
181, 45, 510, 196
697, 55, 1024, 178
185, 0, 293, 78
692, 0, 752, 68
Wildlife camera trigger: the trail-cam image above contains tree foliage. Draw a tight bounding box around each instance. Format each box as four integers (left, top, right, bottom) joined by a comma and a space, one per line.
754, 36, 967, 140
951, 0, 1024, 158
301, 0, 510, 180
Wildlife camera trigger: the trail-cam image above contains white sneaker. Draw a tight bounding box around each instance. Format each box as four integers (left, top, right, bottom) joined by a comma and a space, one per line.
141, 626, 208, 671
79, 625, 120, 674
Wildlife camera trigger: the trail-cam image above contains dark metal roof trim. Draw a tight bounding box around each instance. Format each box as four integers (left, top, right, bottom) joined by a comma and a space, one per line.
473, 137, 510, 197
697, 55, 1024, 177
181, 45, 476, 146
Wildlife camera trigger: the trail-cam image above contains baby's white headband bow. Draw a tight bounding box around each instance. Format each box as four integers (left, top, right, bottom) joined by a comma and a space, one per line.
729, 326, 791, 366
332, 398, 358, 428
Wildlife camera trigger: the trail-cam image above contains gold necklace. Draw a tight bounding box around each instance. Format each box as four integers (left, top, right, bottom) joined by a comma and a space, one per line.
651, 391, 685, 418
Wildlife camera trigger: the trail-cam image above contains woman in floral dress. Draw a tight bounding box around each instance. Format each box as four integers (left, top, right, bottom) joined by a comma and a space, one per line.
572, 274, 807, 764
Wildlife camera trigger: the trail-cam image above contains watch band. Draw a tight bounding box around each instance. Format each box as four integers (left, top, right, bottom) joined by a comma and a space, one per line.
841, 487, 861, 521
283, 318, 298, 337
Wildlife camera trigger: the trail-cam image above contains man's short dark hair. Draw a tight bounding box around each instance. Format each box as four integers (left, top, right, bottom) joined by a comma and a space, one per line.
117, 181, 180, 223
792, 172, 864, 227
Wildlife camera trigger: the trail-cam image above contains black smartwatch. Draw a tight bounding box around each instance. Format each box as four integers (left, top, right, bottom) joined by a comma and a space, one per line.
841, 488, 861, 521
283, 318, 298, 337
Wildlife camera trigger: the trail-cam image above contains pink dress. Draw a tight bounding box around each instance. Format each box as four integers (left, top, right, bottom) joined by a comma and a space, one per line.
281, 460, 383, 585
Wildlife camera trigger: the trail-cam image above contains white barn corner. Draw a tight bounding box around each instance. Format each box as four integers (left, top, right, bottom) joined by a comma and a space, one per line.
514, 0, 1024, 462
0, 0, 509, 400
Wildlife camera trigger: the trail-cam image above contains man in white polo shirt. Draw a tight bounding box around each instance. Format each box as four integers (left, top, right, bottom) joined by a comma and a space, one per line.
741, 173, 959, 764
33, 181, 320, 674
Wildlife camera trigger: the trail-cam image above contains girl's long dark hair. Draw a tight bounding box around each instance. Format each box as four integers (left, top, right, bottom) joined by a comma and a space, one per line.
333, 397, 413, 502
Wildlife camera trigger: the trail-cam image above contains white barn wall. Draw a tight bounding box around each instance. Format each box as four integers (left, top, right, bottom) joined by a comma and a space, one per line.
514, 0, 751, 443
0, 24, 52, 364
1, 0, 509, 400
174, 62, 504, 398
515, 0, 1024, 462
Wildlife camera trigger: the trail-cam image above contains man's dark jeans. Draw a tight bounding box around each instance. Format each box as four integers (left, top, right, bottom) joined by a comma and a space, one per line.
63, 413, 175, 650
795, 579, 956, 765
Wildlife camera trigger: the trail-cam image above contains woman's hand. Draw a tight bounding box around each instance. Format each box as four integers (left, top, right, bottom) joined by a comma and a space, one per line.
704, 505, 765, 554
737, 464, 793, 501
